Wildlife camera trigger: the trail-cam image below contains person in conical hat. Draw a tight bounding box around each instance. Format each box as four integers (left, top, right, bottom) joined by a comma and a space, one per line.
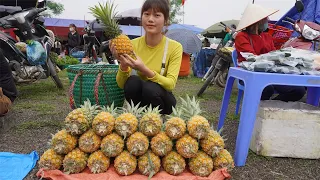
235, 3, 306, 102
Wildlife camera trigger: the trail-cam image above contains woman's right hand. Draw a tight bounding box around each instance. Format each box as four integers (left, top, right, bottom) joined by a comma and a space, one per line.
109, 41, 130, 71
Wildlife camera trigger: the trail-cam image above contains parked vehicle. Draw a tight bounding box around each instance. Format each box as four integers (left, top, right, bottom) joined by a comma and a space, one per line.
0, 1, 63, 88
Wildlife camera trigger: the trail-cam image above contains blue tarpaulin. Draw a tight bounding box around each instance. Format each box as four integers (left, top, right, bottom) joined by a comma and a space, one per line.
0, 151, 39, 180
168, 24, 204, 34
276, 0, 320, 37
193, 48, 216, 78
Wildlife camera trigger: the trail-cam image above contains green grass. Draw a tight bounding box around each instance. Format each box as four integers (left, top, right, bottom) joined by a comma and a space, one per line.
13, 119, 64, 133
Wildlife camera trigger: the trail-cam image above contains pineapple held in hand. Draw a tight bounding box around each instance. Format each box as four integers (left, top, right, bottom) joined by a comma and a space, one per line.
126, 132, 149, 156
181, 96, 210, 140
92, 103, 117, 137
89, 1, 136, 59
140, 105, 163, 137
65, 100, 98, 135
176, 134, 199, 158
213, 149, 235, 171
165, 107, 186, 140
63, 148, 88, 174
162, 151, 186, 176
189, 151, 213, 177
201, 129, 225, 157
151, 132, 173, 157
138, 151, 161, 179
114, 101, 145, 139
38, 149, 64, 170
100, 133, 124, 157
79, 129, 101, 153
114, 150, 137, 176
88, 150, 110, 174
51, 130, 77, 155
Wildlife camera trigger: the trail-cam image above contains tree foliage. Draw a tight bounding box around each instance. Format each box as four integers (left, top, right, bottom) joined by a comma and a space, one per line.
169, 0, 183, 24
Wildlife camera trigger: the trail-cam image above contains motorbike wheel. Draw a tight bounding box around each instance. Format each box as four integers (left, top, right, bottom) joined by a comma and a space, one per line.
197, 69, 218, 97
215, 69, 228, 88
47, 58, 63, 89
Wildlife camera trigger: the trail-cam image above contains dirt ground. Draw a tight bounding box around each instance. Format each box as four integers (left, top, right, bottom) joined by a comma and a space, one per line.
0, 71, 319, 180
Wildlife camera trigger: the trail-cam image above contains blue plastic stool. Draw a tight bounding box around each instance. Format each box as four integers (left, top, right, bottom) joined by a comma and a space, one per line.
231, 50, 243, 115
217, 67, 320, 166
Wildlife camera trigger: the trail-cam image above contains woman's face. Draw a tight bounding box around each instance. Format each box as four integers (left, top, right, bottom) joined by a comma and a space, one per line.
142, 9, 166, 35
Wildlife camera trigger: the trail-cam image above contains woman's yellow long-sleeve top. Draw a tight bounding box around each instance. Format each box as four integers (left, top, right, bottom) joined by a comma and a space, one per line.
116, 36, 183, 92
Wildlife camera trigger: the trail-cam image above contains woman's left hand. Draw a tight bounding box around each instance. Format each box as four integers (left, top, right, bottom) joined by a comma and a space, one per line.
121, 54, 145, 71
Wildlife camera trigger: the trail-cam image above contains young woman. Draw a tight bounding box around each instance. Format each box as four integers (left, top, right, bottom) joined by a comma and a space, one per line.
67, 24, 81, 54
235, 3, 305, 102
111, 0, 183, 114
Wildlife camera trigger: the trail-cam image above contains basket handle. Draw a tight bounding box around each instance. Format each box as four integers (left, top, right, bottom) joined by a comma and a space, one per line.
94, 71, 110, 106
69, 70, 83, 109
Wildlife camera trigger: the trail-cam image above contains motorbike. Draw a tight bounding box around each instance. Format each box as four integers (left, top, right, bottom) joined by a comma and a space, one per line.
282, 0, 320, 50
197, 22, 237, 97
81, 20, 100, 63
0, 1, 63, 88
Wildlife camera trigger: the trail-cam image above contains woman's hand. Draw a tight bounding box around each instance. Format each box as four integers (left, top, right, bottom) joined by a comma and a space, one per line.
122, 54, 155, 78
109, 42, 130, 71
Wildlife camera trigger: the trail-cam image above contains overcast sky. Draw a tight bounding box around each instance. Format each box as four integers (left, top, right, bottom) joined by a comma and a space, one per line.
55, 0, 294, 29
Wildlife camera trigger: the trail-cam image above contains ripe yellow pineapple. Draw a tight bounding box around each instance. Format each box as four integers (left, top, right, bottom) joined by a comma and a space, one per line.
65, 100, 98, 135
78, 129, 101, 153
126, 132, 149, 156
114, 150, 137, 176
88, 150, 110, 174
38, 149, 64, 170
114, 101, 145, 139
139, 105, 163, 137
165, 107, 186, 140
189, 151, 213, 177
100, 133, 124, 157
138, 151, 161, 179
150, 132, 173, 157
180, 95, 210, 140
200, 129, 225, 157
92, 103, 117, 137
63, 148, 88, 174
51, 129, 77, 155
176, 134, 198, 158
89, 2, 136, 59
162, 151, 186, 176
212, 149, 235, 171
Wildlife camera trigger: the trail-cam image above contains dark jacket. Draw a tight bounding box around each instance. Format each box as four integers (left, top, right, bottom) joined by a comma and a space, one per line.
68, 31, 81, 48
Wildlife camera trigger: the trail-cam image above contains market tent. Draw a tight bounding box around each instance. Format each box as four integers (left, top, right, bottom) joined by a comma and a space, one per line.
168, 24, 204, 34
276, 0, 320, 37
201, 20, 239, 38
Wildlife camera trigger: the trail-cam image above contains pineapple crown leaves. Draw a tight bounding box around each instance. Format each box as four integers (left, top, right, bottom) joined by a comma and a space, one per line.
147, 152, 156, 180
144, 104, 161, 115
179, 95, 202, 118
101, 102, 118, 116
121, 100, 146, 118
89, 1, 121, 39
80, 99, 100, 115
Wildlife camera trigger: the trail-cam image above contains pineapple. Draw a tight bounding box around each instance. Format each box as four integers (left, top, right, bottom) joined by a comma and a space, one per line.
200, 130, 225, 157
114, 150, 137, 176
176, 134, 198, 158
38, 149, 64, 170
65, 100, 98, 135
189, 151, 213, 177
212, 149, 235, 171
88, 150, 110, 174
51, 130, 77, 155
89, 2, 136, 59
180, 96, 210, 140
126, 132, 149, 156
100, 133, 124, 157
138, 151, 161, 179
78, 129, 101, 153
139, 105, 163, 137
165, 107, 186, 140
162, 151, 186, 176
63, 148, 88, 174
114, 101, 145, 139
92, 103, 117, 137
150, 132, 173, 157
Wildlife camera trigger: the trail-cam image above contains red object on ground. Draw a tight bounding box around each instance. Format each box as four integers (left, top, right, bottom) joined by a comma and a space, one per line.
267, 23, 293, 50
179, 52, 191, 77
36, 165, 231, 180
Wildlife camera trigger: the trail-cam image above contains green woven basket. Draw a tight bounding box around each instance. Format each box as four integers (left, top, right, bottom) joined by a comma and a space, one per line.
67, 64, 124, 109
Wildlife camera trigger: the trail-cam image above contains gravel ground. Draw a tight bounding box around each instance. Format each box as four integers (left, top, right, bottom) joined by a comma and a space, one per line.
0, 72, 319, 180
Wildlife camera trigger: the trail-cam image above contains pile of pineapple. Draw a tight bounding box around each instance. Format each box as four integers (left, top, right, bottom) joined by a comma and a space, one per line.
38, 96, 234, 178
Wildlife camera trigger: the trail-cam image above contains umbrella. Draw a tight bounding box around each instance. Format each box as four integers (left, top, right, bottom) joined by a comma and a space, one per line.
168, 24, 204, 34
116, 8, 141, 26
166, 29, 202, 54
201, 20, 239, 38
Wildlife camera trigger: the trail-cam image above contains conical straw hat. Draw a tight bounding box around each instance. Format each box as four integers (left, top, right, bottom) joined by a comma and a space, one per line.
236, 3, 279, 31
